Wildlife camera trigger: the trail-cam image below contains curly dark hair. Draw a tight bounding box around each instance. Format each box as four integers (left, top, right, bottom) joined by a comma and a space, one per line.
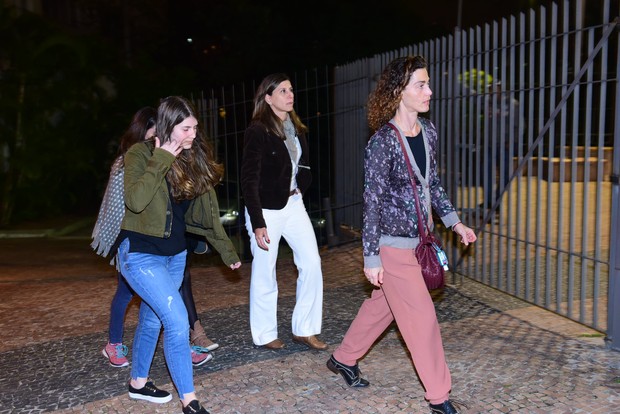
366, 56, 428, 132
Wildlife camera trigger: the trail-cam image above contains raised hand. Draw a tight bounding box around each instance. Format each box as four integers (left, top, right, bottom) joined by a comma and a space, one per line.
155, 136, 184, 157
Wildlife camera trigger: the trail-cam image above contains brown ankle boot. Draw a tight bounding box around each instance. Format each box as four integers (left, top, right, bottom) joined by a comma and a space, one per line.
190, 320, 219, 351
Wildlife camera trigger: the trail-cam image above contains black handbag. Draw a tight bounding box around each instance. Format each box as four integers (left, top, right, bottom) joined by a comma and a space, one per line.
388, 122, 448, 290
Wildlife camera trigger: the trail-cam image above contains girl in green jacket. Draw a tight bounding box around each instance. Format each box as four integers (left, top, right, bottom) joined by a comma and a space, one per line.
117, 96, 240, 414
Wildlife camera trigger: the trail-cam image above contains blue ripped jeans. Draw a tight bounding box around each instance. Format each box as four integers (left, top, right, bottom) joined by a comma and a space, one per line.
117, 238, 193, 398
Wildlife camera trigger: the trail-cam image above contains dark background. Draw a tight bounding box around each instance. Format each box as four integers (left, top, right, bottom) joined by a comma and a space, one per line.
33, 0, 561, 87
0, 0, 583, 226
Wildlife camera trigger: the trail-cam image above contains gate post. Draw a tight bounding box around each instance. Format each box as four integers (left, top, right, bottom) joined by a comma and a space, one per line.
606, 41, 620, 350
609, 170, 620, 351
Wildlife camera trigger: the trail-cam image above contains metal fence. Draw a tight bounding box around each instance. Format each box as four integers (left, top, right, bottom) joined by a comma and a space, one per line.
194, 0, 619, 348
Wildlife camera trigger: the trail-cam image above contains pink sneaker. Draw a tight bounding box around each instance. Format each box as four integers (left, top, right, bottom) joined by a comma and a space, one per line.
191, 347, 213, 367
102, 342, 129, 367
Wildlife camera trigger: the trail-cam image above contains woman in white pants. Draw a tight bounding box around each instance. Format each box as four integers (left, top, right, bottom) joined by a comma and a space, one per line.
240, 73, 327, 351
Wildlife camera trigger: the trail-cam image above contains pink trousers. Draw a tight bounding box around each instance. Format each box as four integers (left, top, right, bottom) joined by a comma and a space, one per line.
332, 245, 452, 404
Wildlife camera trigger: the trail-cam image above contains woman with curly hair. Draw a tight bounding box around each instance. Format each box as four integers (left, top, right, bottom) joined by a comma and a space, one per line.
326, 56, 476, 414
117, 96, 241, 414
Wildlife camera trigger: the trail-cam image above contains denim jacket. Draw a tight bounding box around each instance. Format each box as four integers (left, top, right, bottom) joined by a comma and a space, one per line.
122, 141, 240, 266
363, 117, 460, 268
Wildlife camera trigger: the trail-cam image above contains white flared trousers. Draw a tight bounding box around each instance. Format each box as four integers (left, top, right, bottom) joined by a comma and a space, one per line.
244, 193, 323, 346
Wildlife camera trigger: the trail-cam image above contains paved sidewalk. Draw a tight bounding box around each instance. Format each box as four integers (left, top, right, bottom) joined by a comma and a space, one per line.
0, 236, 619, 414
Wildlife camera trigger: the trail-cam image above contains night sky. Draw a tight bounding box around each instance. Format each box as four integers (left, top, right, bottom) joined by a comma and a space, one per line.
131, 0, 557, 87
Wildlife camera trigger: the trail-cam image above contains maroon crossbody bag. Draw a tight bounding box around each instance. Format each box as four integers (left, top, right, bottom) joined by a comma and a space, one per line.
388, 122, 448, 290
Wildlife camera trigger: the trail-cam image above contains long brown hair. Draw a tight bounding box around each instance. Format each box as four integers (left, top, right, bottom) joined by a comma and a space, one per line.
156, 96, 223, 201
251, 73, 308, 139
118, 107, 156, 157
367, 56, 428, 131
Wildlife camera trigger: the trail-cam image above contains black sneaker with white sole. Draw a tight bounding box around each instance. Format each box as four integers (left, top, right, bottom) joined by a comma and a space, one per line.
127, 380, 172, 404
182, 399, 210, 413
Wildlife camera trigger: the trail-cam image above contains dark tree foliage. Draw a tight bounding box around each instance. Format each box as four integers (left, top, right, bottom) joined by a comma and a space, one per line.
0, 4, 197, 225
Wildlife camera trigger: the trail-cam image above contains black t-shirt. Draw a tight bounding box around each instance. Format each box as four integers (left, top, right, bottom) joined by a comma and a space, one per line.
406, 130, 426, 179
121, 181, 190, 256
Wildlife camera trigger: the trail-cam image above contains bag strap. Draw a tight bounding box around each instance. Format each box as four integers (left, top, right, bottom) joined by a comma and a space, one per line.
387, 122, 430, 240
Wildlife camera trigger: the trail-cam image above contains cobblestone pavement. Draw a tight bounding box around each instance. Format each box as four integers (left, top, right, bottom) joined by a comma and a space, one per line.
1, 237, 619, 414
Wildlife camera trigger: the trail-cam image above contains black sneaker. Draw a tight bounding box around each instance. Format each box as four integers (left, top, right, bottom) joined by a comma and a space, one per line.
429, 400, 462, 414
182, 399, 210, 414
127, 380, 172, 404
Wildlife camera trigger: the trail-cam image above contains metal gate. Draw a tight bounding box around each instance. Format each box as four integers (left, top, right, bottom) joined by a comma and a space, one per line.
332, 0, 619, 347
197, 0, 620, 348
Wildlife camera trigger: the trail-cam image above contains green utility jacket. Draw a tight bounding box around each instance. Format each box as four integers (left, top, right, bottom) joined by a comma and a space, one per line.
121, 141, 239, 266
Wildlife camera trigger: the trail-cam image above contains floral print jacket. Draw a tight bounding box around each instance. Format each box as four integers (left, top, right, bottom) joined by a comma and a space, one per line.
363, 117, 461, 268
